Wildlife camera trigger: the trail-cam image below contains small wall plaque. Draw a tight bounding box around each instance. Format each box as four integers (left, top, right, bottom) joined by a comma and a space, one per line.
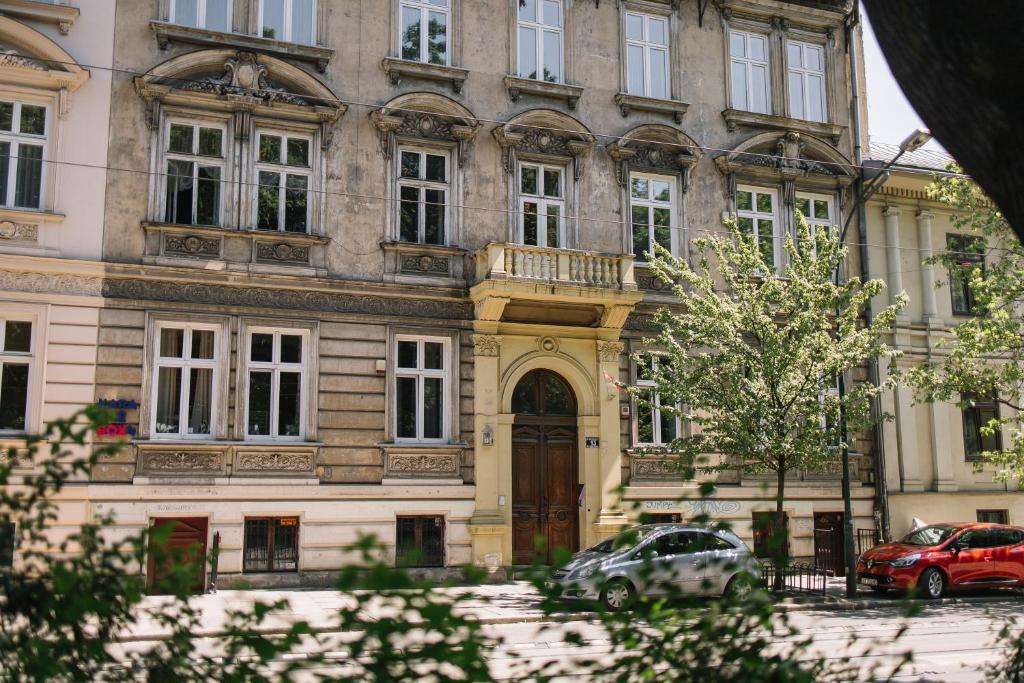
585, 437, 600, 448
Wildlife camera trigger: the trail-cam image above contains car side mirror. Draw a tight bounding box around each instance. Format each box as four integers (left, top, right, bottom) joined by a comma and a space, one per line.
951, 541, 968, 553
650, 551, 659, 558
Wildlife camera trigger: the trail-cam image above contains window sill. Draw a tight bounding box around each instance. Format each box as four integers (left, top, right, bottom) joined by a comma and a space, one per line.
614, 93, 690, 124
134, 441, 321, 479
381, 241, 467, 283
0, 0, 79, 34
381, 58, 469, 94
149, 21, 334, 73
504, 76, 584, 110
722, 108, 845, 145
142, 222, 329, 266
0, 207, 65, 224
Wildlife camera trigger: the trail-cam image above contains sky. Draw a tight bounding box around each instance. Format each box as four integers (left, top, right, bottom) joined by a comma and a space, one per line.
861, 12, 945, 152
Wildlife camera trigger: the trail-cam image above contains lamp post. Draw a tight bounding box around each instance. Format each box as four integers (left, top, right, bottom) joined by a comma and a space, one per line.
837, 127, 932, 598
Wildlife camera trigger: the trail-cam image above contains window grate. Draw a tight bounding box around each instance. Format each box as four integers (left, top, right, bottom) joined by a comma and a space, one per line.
396, 516, 444, 567
243, 517, 299, 573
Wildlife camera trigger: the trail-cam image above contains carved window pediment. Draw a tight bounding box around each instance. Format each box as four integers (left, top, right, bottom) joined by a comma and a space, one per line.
715, 130, 855, 186
492, 109, 595, 180
606, 124, 701, 188
370, 92, 480, 163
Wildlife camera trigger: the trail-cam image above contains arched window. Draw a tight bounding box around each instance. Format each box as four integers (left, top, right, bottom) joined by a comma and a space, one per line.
512, 369, 576, 417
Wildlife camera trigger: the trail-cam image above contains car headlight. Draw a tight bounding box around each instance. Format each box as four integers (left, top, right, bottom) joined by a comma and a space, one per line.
572, 564, 597, 580
890, 553, 921, 568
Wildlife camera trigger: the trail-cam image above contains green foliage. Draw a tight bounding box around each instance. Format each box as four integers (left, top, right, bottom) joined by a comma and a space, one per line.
905, 165, 1024, 481
989, 619, 1024, 682
634, 215, 904, 525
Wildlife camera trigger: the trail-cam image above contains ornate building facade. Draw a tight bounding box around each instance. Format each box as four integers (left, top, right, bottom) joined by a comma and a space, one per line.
2, 0, 882, 585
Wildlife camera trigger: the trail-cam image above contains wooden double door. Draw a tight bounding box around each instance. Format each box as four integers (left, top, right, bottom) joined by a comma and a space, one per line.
147, 517, 208, 594
511, 422, 580, 565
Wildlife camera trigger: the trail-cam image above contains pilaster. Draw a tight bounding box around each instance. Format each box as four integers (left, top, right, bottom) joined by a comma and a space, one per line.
916, 210, 938, 321
883, 206, 907, 319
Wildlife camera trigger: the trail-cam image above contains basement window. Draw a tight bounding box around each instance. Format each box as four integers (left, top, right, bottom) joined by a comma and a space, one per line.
243, 517, 299, 572
396, 515, 444, 567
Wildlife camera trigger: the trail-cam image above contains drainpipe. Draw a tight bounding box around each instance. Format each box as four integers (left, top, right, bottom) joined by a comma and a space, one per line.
847, 1, 891, 544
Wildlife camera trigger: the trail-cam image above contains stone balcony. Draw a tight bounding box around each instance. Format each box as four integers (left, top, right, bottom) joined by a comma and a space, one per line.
470, 242, 642, 330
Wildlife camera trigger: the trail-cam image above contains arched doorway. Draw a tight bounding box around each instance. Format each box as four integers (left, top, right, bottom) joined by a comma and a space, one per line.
510, 369, 579, 564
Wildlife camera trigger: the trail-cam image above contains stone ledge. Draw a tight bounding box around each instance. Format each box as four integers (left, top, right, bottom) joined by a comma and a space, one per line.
614, 93, 690, 124
381, 58, 469, 94
722, 108, 846, 144
149, 21, 334, 72
503, 75, 584, 110
0, 0, 79, 33
379, 442, 466, 482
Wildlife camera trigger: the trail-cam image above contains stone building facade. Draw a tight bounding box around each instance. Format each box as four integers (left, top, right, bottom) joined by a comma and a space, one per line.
3, 0, 881, 585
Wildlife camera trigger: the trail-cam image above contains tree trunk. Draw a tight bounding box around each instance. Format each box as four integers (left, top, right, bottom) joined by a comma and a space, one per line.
773, 459, 787, 591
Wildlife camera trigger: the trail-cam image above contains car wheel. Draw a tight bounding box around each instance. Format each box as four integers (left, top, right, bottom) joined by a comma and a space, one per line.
724, 575, 753, 600
602, 579, 634, 611
918, 567, 946, 599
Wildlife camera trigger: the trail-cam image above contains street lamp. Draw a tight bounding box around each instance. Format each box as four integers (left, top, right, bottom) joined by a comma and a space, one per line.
836, 127, 932, 598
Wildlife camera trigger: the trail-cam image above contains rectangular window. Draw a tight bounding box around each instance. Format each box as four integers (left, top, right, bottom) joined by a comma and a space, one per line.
170, 0, 230, 31
729, 30, 770, 114
962, 393, 1000, 459
736, 186, 780, 272
255, 132, 311, 233
243, 517, 299, 572
394, 336, 449, 442
977, 509, 1009, 525
397, 148, 449, 245
400, 0, 450, 65
0, 100, 47, 210
0, 521, 13, 568
947, 234, 985, 315
630, 173, 674, 262
246, 329, 307, 440
794, 192, 834, 254
396, 516, 444, 567
164, 121, 224, 227
260, 0, 315, 44
152, 324, 217, 438
787, 40, 826, 123
624, 12, 669, 99
518, 162, 564, 248
518, 0, 563, 83
752, 511, 789, 560
0, 318, 32, 433
635, 354, 678, 446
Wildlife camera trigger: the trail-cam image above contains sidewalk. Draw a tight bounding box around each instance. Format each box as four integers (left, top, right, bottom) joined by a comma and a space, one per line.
120, 579, 1022, 642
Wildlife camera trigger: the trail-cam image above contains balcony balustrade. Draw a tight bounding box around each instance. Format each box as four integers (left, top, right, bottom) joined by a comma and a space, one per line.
474, 242, 636, 290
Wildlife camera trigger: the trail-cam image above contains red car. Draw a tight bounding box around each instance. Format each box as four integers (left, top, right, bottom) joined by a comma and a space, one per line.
857, 523, 1024, 599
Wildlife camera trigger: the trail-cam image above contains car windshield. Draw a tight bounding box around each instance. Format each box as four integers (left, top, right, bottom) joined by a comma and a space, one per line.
589, 528, 657, 553
899, 525, 959, 546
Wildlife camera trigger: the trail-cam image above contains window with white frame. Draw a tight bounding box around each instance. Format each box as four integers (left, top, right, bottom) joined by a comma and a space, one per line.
246, 329, 307, 439
0, 100, 47, 210
170, 0, 231, 31
394, 336, 448, 442
255, 131, 311, 233
152, 324, 217, 438
794, 192, 834, 254
625, 12, 669, 99
518, 162, 564, 248
630, 173, 674, 262
635, 354, 678, 446
0, 318, 32, 432
398, 148, 449, 245
518, 0, 563, 83
260, 0, 315, 44
729, 30, 770, 114
164, 121, 224, 227
400, 0, 450, 65
786, 40, 826, 123
736, 186, 780, 272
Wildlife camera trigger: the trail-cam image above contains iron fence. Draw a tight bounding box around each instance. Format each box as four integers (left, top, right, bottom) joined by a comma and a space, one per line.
857, 528, 880, 555
759, 560, 829, 595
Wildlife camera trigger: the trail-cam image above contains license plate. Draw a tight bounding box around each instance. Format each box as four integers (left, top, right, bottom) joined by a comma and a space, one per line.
859, 577, 878, 586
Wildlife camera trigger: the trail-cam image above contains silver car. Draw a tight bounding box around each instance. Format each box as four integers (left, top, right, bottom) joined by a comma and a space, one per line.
549, 524, 761, 610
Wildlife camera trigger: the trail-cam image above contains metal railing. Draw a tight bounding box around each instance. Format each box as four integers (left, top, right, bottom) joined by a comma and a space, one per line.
475, 242, 636, 289
857, 528, 880, 555
759, 560, 829, 595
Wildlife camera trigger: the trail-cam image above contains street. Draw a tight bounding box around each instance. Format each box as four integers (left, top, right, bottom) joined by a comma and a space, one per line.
113, 586, 1022, 681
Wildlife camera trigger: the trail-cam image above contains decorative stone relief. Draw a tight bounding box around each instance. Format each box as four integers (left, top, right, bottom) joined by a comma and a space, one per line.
255, 242, 310, 264
606, 142, 696, 188
625, 313, 658, 331
0, 270, 102, 297
537, 336, 559, 353
143, 451, 221, 473
472, 334, 502, 357
401, 254, 449, 274
596, 341, 624, 362
631, 458, 681, 479
169, 51, 313, 106
727, 131, 842, 176
637, 274, 670, 292
493, 125, 595, 180
370, 108, 480, 163
0, 50, 46, 71
235, 452, 313, 472
388, 453, 459, 476
0, 221, 38, 243
164, 234, 220, 257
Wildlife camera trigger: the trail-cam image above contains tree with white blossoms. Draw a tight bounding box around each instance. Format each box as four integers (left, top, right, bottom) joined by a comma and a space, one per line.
635, 214, 906, 557
905, 166, 1024, 483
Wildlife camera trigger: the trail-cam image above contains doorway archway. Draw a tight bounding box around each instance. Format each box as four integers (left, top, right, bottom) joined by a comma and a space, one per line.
510, 369, 579, 564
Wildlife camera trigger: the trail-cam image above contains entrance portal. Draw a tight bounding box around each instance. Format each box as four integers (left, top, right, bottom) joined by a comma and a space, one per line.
510, 369, 579, 564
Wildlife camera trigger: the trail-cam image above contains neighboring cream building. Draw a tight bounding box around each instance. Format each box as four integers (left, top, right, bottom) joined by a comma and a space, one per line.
3, 0, 885, 585
867, 143, 1022, 540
